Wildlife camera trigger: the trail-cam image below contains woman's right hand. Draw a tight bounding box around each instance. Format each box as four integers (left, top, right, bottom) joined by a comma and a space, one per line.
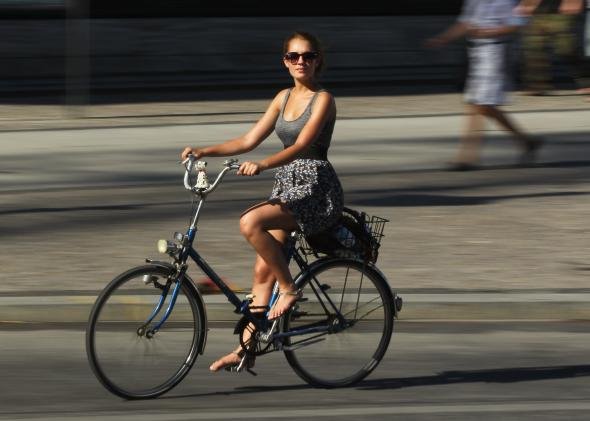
181, 146, 204, 161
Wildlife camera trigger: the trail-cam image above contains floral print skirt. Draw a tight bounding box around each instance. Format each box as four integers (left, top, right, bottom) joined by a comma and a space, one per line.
269, 159, 343, 236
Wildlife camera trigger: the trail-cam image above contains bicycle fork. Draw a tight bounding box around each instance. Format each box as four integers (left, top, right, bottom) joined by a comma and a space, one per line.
137, 273, 184, 338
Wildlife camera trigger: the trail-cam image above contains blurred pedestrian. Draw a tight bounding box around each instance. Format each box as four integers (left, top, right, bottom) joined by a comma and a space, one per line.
426, 0, 543, 170
575, 0, 590, 99
516, 0, 584, 95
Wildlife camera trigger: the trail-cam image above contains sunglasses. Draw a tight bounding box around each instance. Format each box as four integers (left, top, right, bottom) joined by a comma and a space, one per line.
283, 51, 319, 64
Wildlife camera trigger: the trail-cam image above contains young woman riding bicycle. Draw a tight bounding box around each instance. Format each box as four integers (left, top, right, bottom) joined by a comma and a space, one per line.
180, 31, 344, 373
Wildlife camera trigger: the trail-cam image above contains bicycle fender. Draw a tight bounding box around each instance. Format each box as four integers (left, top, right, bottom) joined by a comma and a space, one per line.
147, 261, 208, 355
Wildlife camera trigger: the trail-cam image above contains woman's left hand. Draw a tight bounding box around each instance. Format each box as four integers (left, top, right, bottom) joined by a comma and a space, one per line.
237, 161, 266, 176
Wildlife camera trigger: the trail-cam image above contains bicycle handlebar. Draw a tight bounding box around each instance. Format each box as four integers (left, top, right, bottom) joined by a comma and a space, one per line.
182, 155, 240, 196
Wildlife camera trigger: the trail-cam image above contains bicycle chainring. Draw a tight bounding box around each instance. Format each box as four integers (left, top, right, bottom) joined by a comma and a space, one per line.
234, 316, 273, 357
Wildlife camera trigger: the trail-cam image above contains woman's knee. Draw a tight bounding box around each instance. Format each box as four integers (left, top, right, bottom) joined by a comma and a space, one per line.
239, 212, 259, 239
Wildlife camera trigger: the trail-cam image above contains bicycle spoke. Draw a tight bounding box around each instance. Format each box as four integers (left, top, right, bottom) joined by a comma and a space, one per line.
86, 266, 205, 399
283, 259, 394, 387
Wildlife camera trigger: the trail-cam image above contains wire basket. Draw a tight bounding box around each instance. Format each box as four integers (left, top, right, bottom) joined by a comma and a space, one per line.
365, 213, 388, 246
299, 209, 389, 263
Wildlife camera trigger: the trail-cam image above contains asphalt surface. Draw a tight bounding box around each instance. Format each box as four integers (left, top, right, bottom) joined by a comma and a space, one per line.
2, 322, 590, 420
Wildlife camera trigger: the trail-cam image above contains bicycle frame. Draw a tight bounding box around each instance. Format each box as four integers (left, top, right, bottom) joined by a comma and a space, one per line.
144, 158, 351, 344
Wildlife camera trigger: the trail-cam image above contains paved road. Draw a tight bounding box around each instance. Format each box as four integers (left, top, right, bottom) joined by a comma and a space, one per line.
1, 322, 590, 420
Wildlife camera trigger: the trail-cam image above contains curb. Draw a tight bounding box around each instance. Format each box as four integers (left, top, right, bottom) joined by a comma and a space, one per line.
1, 293, 590, 324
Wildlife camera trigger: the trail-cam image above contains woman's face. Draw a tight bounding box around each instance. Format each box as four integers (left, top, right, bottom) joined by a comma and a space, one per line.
283, 38, 320, 82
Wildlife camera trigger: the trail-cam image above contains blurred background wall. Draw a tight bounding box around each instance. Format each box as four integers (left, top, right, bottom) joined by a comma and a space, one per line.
0, 1, 470, 100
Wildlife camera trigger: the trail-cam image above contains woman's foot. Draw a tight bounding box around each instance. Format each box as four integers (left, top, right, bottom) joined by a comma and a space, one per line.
209, 350, 243, 372
268, 289, 303, 320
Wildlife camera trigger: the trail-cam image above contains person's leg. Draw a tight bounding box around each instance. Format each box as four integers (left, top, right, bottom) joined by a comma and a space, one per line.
574, 12, 590, 95
453, 103, 485, 166
209, 230, 288, 372
480, 105, 528, 144
522, 15, 552, 94
480, 105, 543, 163
239, 202, 299, 320
553, 14, 579, 86
249, 229, 290, 309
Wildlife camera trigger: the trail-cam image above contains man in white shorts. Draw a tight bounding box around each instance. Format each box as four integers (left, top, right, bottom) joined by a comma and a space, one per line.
426, 0, 543, 170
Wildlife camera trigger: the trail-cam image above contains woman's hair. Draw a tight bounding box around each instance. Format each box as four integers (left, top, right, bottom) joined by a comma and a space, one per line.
283, 31, 325, 74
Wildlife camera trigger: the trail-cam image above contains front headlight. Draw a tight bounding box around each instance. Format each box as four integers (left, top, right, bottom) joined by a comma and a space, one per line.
157, 239, 179, 255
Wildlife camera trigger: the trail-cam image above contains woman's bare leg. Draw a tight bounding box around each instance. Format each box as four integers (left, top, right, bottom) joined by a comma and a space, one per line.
208, 259, 274, 372
209, 228, 289, 372
239, 202, 299, 320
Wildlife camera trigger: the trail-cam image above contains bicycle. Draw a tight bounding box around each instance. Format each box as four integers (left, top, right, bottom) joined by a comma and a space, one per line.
86, 156, 402, 399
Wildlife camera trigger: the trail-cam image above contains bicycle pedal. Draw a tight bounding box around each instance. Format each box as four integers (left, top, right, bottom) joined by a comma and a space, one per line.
224, 364, 241, 373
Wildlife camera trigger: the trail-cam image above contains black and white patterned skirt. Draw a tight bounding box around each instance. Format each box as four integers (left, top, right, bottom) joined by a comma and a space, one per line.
269, 159, 343, 236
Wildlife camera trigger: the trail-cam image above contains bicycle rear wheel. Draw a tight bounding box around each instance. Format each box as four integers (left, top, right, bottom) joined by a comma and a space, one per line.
86, 264, 206, 399
282, 258, 394, 388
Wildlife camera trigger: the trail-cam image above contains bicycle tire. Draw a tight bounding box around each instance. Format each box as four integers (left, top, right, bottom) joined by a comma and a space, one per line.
282, 258, 395, 388
86, 264, 206, 399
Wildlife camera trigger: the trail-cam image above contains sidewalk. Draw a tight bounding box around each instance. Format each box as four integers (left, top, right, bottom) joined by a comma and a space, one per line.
1, 86, 589, 324
1, 87, 589, 132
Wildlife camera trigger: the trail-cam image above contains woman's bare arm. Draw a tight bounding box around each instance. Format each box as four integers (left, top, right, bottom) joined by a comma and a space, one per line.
181, 90, 286, 160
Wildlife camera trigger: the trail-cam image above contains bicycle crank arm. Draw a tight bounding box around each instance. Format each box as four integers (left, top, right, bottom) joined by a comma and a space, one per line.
224, 356, 257, 376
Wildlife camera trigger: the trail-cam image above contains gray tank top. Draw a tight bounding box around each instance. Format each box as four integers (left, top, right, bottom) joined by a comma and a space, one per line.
275, 89, 335, 160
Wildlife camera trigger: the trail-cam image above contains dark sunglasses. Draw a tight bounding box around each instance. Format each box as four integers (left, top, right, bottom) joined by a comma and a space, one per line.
283, 51, 319, 64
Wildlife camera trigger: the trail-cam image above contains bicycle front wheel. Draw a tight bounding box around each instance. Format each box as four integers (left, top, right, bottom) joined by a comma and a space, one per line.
282, 258, 394, 388
86, 265, 206, 399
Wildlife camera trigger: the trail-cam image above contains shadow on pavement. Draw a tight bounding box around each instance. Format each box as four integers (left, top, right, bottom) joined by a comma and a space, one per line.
357, 364, 590, 390
351, 190, 589, 207
159, 364, 590, 399
160, 383, 312, 400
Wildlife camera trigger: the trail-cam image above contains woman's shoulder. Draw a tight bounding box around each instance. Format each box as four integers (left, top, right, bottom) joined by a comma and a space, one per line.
266, 88, 291, 112
314, 90, 336, 109
274, 88, 292, 101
